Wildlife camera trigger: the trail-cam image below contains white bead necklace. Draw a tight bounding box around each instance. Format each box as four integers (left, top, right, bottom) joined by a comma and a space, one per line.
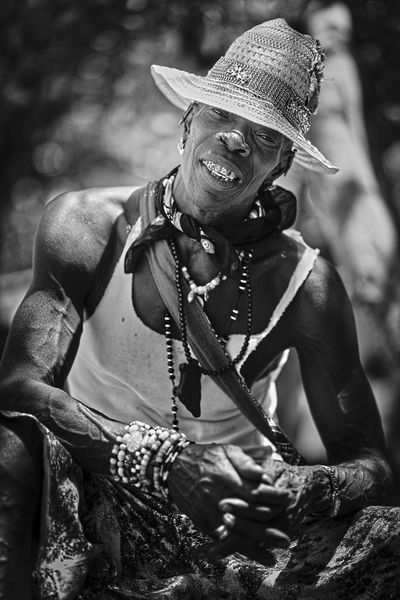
181, 265, 226, 305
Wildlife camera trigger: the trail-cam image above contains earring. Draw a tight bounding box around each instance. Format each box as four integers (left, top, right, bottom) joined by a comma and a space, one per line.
283, 149, 296, 176
177, 137, 185, 155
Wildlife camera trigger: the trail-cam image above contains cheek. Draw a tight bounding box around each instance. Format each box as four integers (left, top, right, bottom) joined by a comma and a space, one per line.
181, 126, 206, 178
252, 152, 280, 182
248, 160, 271, 189
181, 140, 196, 182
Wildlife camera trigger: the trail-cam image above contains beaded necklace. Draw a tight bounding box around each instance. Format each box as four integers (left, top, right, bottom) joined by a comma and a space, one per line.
165, 238, 254, 428
182, 265, 224, 305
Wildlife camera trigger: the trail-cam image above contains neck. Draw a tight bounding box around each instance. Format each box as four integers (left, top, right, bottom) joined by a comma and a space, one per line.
172, 168, 256, 230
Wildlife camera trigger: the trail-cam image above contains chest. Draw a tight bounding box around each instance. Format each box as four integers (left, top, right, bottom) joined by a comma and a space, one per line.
131, 235, 292, 345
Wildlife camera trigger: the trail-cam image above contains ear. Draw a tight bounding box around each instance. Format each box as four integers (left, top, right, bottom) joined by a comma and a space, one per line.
280, 145, 296, 176
180, 102, 198, 144
265, 144, 296, 184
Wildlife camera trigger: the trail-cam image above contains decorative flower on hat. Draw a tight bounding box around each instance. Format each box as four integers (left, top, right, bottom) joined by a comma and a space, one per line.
226, 62, 251, 85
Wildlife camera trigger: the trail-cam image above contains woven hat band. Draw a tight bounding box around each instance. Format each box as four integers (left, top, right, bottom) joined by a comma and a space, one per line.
208, 57, 311, 134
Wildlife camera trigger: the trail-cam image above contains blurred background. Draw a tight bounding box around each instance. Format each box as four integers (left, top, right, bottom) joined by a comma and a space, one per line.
1, 0, 400, 498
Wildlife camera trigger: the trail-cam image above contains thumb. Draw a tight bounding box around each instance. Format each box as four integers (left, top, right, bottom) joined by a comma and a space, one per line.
224, 445, 265, 482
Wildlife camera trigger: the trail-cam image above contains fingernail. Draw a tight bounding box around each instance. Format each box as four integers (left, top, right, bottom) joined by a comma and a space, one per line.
222, 512, 236, 528
261, 473, 273, 484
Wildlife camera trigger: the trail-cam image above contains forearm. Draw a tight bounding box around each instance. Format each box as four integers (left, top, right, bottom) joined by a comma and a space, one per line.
1, 378, 192, 499
261, 461, 332, 523
1, 378, 125, 474
261, 452, 392, 526
327, 453, 393, 516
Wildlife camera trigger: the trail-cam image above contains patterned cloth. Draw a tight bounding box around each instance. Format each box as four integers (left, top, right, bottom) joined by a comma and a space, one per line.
10, 412, 398, 600
124, 168, 297, 278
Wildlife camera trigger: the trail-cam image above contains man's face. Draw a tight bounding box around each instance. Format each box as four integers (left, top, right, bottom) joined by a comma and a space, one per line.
176, 103, 289, 226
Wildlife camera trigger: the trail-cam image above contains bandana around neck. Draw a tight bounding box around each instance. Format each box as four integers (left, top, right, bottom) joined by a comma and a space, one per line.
125, 166, 297, 277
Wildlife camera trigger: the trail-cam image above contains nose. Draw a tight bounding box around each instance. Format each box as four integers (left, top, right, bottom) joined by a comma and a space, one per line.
216, 130, 250, 156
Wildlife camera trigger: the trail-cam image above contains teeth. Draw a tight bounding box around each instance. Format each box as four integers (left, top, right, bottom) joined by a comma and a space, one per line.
202, 160, 237, 182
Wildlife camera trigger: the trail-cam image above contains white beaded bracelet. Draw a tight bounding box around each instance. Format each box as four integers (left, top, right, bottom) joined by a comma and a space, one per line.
110, 421, 192, 501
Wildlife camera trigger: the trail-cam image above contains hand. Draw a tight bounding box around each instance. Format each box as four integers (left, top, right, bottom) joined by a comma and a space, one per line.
168, 444, 292, 562
197, 467, 296, 564
201, 457, 332, 563
218, 458, 332, 539
200, 496, 292, 565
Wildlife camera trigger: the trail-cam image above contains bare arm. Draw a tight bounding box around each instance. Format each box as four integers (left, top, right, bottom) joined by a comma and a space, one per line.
207, 258, 393, 560
0, 189, 132, 472
293, 257, 392, 515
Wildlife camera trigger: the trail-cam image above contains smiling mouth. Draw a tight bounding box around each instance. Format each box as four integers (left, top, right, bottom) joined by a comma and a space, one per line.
201, 160, 239, 182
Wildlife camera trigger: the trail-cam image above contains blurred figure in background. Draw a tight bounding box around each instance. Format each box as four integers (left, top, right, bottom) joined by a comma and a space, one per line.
291, 0, 396, 304
277, 0, 398, 462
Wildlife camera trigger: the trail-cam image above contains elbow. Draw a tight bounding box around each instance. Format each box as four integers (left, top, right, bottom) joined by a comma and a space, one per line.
0, 378, 19, 411
0, 376, 41, 413
379, 458, 394, 504
366, 451, 394, 505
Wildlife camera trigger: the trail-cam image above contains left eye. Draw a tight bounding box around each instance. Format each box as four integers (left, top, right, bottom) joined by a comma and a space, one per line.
257, 133, 276, 144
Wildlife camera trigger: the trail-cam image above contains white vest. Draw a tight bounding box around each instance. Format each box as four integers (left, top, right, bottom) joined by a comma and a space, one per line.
68, 218, 318, 455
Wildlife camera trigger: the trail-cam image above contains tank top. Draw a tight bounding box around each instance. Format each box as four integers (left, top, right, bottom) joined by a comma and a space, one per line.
68, 217, 318, 452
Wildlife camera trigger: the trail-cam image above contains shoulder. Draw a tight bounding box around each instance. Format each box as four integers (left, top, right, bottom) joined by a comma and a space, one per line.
254, 231, 317, 294
35, 186, 142, 272
259, 231, 345, 309
39, 185, 141, 241
292, 253, 357, 348
301, 254, 348, 310
32, 186, 144, 302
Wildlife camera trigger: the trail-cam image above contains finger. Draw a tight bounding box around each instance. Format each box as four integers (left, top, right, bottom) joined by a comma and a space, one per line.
244, 445, 275, 467
220, 513, 291, 545
251, 483, 293, 504
215, 510, 291, 546
218, 498, 287, 521
224, 446, 265, 482
221, 513, 291, 546
220, 482, 291, 505
186, 483, 227, 535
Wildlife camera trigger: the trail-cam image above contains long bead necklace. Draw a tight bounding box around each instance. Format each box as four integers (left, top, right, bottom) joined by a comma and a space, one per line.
164, 239, 254, 426
181, 266, 225, 305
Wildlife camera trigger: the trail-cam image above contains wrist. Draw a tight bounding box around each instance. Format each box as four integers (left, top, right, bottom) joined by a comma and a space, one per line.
320, 465, 341, 517
109, 420, 193, 502
308, 464, 341, 518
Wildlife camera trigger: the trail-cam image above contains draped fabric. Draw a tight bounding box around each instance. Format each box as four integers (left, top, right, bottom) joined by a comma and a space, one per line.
7, 410, 397, 600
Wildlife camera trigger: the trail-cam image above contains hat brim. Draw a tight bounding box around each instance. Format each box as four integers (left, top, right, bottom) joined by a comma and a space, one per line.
151, 64, 338, 175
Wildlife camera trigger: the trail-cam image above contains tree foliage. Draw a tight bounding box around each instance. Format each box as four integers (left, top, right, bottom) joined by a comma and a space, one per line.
0, 0, 399, 271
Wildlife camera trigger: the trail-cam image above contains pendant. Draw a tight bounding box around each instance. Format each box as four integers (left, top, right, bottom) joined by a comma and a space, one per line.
175, 358, 202, 417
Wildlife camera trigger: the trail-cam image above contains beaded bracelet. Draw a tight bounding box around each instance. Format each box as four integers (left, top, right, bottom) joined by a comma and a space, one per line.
109, 420, 192, 501
321, 465, 341, 517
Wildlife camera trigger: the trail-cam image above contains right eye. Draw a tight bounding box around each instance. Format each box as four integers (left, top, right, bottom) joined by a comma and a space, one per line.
211, 107, 228, 118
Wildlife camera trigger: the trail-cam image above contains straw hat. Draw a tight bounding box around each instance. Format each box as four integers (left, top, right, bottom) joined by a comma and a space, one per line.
151, 18, 338, 174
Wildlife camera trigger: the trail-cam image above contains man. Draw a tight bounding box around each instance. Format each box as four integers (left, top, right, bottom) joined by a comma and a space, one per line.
0, 18, 398, 600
